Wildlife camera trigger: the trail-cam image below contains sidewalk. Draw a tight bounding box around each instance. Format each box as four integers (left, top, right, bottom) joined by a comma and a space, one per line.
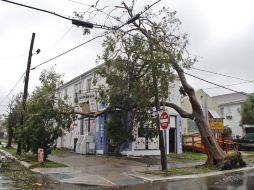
32, 152, 205, 187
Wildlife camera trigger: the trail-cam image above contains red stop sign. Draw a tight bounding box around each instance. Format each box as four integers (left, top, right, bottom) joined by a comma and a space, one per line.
160, 111, 170, 129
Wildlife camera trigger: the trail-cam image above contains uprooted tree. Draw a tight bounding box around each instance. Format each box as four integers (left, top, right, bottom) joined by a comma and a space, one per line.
76, 0, 234, 167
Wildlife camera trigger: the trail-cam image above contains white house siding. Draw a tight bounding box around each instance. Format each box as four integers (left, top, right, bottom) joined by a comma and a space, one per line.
56, 65, 183, 155
119, 79, 183, 156
56, 66, 102, 150
213, 93, 249, 139
221, 103, 243, 138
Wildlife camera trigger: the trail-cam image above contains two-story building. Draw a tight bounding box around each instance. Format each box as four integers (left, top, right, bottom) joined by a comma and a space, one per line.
181, 89, 222, 135
213, 92, 251, 138
56, 65, 183, 156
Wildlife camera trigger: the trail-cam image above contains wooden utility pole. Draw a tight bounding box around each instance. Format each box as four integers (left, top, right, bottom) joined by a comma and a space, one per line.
17, 33, 36, 154
23, 33, 35, 108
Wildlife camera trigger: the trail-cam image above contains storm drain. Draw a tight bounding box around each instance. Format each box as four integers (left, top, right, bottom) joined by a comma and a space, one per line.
49, 173, 74, 180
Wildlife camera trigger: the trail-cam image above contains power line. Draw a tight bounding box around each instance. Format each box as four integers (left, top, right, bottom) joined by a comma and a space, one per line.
0, 54, 25, 60
0, 0, 110, 29
31, 32, 108, 70
30, 0, 161, 71
184, 72, 249, 96
204, 81, 254, 90
1, 0, 70, 20
49, 26, 74, 51
0, 71, 25, 105
192, 67, 254, 83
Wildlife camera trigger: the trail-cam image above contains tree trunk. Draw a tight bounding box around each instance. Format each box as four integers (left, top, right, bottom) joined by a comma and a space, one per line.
175, 66, 226, 165
6, 124, 13, 148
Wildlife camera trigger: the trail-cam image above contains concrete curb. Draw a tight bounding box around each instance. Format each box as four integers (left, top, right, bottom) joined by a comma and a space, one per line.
128, 165, 254, 183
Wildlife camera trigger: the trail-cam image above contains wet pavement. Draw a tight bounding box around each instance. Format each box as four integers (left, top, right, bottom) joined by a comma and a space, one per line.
33, 154, 147, 186
0, 176, 12, 190
33, 153, 205, 187
3, 147, 254, 189
7, 168, 254, 189
121, 169, 254, 190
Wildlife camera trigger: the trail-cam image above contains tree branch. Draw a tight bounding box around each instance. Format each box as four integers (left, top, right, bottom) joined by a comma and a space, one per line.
158, 101, 194, 119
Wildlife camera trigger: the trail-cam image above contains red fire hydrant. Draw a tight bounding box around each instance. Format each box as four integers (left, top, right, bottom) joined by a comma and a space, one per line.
38, 148, 44, 165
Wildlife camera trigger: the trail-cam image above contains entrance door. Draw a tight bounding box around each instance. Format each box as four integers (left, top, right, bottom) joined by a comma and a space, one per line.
169, 128, 176, 152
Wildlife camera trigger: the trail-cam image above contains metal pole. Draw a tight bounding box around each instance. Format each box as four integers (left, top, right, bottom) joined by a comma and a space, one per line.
164, 129, 168, 175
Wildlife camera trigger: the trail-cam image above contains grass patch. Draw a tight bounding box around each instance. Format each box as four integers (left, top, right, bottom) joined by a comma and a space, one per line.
0, 138, 8, 143
168, 152, 207, 161
0, 151, 58, 189
29, 160, 66, 169
51, 148, 73, 157
182, 152, 207, 161
1, 147, 66, 168
240, 151, 254, 164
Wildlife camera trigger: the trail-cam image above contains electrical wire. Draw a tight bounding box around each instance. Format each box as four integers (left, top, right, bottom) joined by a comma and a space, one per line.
192, 67, 254, 83
49, 26, 74, 51
0, 54, 25, 60
204, 81, 254, 90
184, 72, 249, 96
0, 0, 111, 29
0, 0, 70, 20
31, 32, 109, 70
30, 0, 161, 70
0, 71, 25, 105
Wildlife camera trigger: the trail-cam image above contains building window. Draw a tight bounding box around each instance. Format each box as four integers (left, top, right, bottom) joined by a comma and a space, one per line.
80, 119, 84, 135
220, 107, 224, 117
74, 83, 80, 105
138, 127, 157, 138
64, 88, 68, 100
86, 78, 92, 92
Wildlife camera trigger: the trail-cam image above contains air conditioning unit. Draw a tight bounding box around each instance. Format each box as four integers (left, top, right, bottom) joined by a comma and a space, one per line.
226, 115, 232, 120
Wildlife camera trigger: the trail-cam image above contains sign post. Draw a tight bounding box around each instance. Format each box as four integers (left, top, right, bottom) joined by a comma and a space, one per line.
160, 111, 170, 175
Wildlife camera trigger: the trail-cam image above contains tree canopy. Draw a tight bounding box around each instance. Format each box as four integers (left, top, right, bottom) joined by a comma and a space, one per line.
5, 69, 75, 159
241, 94, 254, 125
94, 2, 226, 166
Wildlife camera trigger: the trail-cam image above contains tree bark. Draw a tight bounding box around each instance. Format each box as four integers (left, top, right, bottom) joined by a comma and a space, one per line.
6, 123, 13, 148
174, 66, 226, 165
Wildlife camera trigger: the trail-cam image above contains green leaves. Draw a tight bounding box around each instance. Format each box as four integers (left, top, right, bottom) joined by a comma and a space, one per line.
241, 94, 254, 125
5, 69, 75, 159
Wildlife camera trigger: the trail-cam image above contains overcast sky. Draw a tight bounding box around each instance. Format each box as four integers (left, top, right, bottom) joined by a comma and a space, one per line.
1, 0, 254, 115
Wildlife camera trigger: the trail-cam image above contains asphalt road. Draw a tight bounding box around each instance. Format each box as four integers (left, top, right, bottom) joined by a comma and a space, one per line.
52, 168, 254, 190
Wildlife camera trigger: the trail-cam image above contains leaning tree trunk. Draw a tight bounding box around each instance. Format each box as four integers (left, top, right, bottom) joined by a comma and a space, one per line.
175, 66, 226, 165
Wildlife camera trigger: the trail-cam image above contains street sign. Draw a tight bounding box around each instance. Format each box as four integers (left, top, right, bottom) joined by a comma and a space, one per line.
160, 111, 170, 130
209, 118, 224, 130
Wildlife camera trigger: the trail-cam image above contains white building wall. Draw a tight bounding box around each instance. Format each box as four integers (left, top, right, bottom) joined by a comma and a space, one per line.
221, 103, 243, 138
56, 70, 100, 150
56, 67, 183, 155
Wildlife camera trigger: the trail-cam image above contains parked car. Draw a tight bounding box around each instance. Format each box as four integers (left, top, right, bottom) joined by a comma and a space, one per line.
233, 133, 254, 150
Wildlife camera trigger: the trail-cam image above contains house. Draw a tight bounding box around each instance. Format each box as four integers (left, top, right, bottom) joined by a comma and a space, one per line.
56, 65, 183, 156
181, 89, 222, 135
213, 92, 251, 138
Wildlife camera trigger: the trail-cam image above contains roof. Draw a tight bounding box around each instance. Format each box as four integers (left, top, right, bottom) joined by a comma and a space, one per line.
212, 92, 248, 106
57, 64, 103, 90
209, 110, 221, 118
